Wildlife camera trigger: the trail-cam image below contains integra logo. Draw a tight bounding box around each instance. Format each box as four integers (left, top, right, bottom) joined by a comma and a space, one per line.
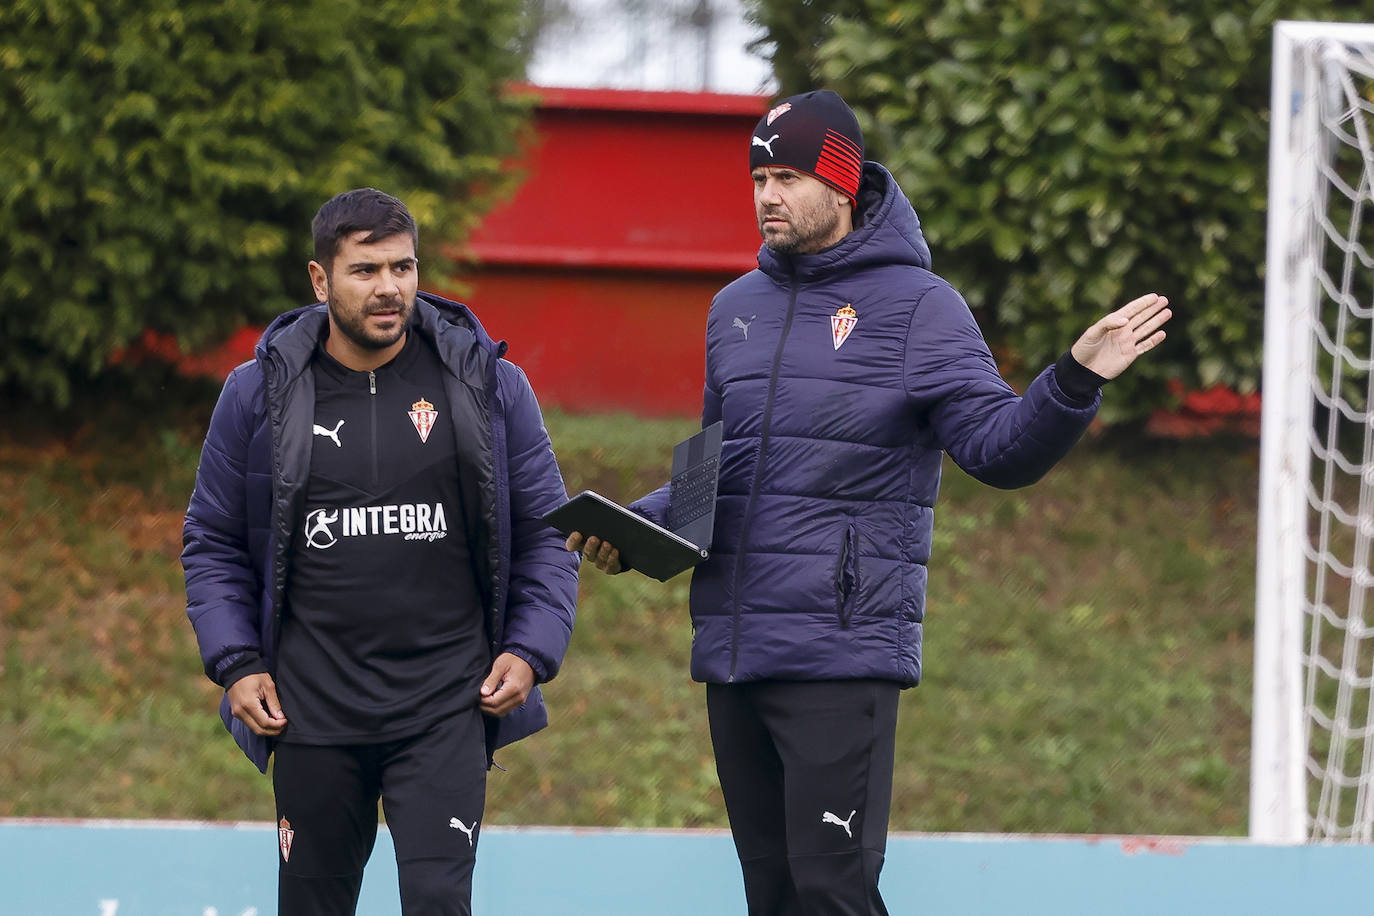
304, 503, 448, 549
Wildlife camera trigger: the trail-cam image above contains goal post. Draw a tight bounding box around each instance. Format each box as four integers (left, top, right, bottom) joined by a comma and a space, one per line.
1254, 19, 1374, 843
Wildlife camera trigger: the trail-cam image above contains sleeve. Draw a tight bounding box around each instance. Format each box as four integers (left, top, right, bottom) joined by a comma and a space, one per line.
904, 284, 1099, 489
495, 361, 579, 683
1052, 350, 1110, 403
180, 366, 267, 686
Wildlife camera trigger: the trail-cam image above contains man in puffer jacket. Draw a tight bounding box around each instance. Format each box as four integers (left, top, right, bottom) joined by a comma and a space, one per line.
182, 189, 577, 915
570, 91, 1170, 915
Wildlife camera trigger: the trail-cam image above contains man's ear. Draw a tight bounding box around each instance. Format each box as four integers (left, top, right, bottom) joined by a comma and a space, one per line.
307, 260, 329, 304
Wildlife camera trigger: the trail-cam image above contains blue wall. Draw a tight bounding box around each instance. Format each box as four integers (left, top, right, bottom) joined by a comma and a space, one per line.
3, 819, 1371, 915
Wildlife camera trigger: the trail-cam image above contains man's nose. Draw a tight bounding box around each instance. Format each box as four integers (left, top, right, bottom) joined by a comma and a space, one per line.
376, 268, 400, 295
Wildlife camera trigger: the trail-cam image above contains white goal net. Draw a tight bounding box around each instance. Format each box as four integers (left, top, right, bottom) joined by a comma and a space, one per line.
1255, 20, 1374, 843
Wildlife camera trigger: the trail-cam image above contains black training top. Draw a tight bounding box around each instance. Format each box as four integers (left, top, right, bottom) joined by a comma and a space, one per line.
276, 330, 489, 744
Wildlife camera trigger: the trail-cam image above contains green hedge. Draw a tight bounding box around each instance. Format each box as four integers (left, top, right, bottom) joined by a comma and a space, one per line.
0, 0, 531, 405
748, 1, 1374, 421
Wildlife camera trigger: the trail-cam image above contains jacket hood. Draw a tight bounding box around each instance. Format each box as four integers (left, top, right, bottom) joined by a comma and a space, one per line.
757, 161, 932, 283
253, 291, 504, 384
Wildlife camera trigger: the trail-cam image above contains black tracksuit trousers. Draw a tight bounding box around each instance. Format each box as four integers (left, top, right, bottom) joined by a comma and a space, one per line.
707, 679, 900, 916
271, 706, 487, 915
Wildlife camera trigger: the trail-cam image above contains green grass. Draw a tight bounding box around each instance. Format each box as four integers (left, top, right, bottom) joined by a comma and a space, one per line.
1, 392, 1259, 836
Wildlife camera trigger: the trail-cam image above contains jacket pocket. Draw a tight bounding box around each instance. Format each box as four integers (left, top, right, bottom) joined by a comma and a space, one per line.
834, 521, 859, 627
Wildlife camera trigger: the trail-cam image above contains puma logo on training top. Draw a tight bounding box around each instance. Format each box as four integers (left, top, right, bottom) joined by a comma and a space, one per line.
449, 816, 477, 846
822, 809, 856, 838
733, 315, 757, 339
752, 134, 780, 156
312, 419, 344, 447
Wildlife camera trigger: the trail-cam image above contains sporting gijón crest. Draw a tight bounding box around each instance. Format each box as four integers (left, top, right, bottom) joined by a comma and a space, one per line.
408, 397, 438, 443
831, 304, 858, 350
279, 817, 294, 862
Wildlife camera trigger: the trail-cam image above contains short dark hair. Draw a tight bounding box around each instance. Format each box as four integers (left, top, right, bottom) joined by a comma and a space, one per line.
311, 188, 418, 270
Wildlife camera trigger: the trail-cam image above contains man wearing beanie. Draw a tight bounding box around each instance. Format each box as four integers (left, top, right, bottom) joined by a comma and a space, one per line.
571, 89, 1171, 914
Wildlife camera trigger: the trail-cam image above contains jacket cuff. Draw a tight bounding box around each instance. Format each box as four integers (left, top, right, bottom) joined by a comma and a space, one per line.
1053, 351, 1109, 405
218, 653, 268, 690
504, 646, 550, 684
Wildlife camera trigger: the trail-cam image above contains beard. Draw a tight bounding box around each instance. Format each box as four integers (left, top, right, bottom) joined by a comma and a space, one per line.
758, 203, 844, 255
328, 293, 414, 351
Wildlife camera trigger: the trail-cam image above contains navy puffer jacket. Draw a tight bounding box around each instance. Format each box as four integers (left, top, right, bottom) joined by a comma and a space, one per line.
631, 163, 1097, 687
182, 293, 578, 771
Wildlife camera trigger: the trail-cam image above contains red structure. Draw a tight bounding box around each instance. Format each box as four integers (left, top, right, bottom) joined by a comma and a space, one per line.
445, 86, 766, 416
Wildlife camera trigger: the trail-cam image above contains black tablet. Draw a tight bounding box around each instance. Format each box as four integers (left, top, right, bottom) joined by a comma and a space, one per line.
544, 490, 709, 582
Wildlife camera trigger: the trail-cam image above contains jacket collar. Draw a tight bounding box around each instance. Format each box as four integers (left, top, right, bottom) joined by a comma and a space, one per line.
253, 291, 504, 387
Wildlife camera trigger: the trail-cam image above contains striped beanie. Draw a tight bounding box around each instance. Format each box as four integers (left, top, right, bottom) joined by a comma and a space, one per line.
749, 90, 864, 202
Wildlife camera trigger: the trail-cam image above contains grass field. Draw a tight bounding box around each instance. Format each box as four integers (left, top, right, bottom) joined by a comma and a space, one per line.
0, 381, 1258, 835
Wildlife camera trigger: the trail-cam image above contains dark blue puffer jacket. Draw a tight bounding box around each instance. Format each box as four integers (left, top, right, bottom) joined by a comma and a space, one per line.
631, 162, 1098, 687
181, 293, 578, 772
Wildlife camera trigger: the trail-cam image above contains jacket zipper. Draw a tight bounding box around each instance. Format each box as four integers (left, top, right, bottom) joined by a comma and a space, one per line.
266, 350, 286, 652
727, 278, 800, 681
369, 370, 378, 488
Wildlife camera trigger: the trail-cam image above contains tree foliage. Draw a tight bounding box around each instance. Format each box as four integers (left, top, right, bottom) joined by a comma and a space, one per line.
745, 0, 1374, 420
744, 0, 868, 93
0, 0, 533, 404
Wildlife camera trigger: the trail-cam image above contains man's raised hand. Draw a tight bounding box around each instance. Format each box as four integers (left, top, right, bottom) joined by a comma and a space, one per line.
1070, 293, 1172, 380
